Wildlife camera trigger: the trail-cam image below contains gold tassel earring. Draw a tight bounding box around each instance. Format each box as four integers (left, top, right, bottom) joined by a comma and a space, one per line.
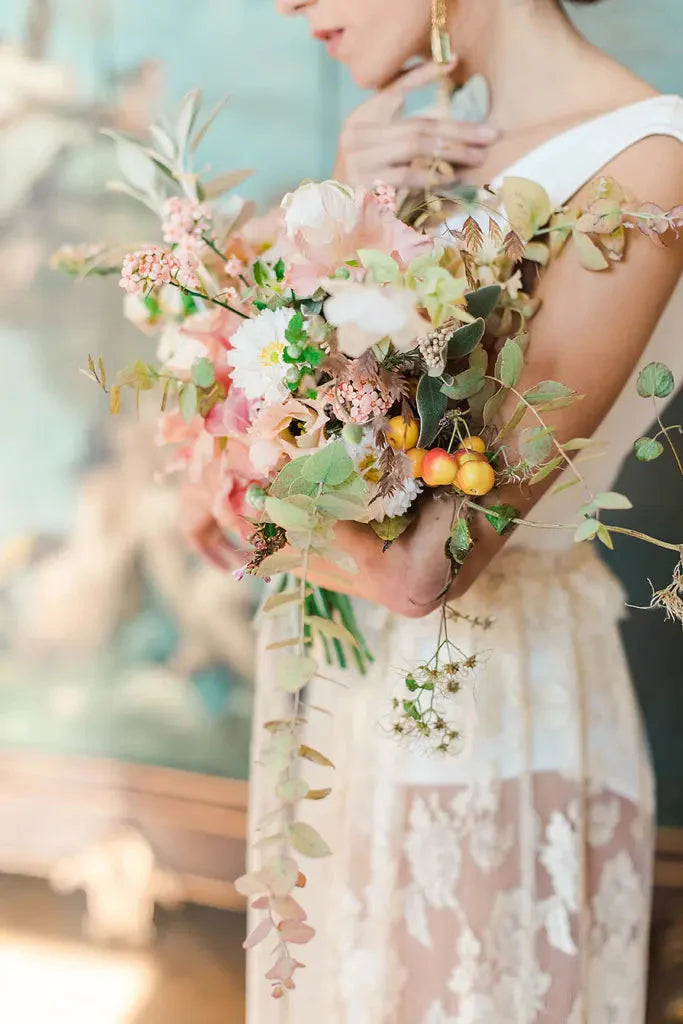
431, 0, 453, 66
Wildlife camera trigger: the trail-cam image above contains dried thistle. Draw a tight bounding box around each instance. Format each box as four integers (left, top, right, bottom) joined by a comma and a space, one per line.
648, 559, 683, 626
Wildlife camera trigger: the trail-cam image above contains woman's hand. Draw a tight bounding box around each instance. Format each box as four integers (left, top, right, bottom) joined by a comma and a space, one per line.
333, 61, 500, 190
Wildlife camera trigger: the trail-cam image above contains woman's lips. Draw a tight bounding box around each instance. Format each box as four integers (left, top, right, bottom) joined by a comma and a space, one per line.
313, 28, 345, 58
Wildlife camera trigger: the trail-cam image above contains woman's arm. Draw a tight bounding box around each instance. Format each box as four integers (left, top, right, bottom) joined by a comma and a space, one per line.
307, 135, 683, 617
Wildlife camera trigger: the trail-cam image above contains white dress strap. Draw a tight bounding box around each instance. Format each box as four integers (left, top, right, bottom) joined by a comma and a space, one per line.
492, 94, 683, 208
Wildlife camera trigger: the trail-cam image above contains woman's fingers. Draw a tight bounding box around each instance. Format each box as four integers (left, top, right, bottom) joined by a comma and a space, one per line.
372, 164, 462, 190
347, 117, 500, 148
357, 136, 488, 169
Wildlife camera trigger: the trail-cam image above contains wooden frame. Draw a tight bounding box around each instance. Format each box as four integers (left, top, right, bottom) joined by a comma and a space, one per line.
0, 750, 248, 914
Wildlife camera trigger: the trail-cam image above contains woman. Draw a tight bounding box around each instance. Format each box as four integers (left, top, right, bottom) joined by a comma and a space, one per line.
247, 0, 683, 1020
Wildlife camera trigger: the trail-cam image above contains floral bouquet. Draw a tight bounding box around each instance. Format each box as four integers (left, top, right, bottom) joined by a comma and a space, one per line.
55, 90, 683, 997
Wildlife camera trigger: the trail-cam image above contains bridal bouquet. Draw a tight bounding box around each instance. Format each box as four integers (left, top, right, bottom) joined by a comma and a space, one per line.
55, 91, 683, 997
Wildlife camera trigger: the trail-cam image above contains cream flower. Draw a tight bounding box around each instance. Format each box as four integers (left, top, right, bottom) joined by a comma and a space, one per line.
281, 179, 357, 246
324, 281, 425, 358
156, 321, 207, 371
226, 307, 294, 402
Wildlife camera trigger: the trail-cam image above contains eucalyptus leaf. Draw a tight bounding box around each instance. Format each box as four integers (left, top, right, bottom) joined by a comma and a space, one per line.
441, 368, 485, 401
179, 382, 198, 422
446, 318, 485, 360
298, 744, 334, 768
500, 177, 552, 240
483, 386, 509, 426
277, 654, 318, 693
269, 456, 318, 498
593, 491, 633, 511
370, 513, 415, 544
636, 362, 675, 399
634, 436, 664, 461
464, 285, 501, 320
519, 425, 555, 466
265, 496, 313, 531
524, 380, 575, 407
574, 518, 599, 542
495, 338, 524, 388
262, 590, 301, 614
255, 552, 305, 577
416, 374, 448, 447
572, 230, 609, 271
357, 249, 400, 284
287, 821, 332, 858
315, 492, 369, 520
302, 443, 354, 487
276, 778, 310, 803
306, 616, 360, 649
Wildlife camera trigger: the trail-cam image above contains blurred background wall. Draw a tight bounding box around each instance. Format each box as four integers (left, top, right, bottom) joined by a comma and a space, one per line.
0, 0, 681, 1020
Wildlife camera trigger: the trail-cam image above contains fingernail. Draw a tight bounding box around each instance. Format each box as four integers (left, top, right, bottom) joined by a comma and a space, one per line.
476, 125, 501, 142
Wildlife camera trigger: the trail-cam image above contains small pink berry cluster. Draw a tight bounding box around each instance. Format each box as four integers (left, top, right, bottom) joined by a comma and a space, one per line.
371, 181, 398, 214
161, 196, 211, 246
119, 247, 181, 295
336, 378, 392, 424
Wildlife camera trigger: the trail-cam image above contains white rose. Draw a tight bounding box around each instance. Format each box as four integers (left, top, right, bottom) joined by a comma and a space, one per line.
324, 280, 425, 357
281, 179, 357, 246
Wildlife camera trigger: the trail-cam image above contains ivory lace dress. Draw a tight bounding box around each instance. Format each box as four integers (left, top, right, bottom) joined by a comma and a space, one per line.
248, 95, 683, 1024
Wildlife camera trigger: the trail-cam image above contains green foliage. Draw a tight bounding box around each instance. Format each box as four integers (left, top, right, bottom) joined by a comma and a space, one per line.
485, 504, 520, 535
637, 362, 675, 399
574, 518, 600, 542
357, 249, 400, 284
302, 443, 354, 487
277, 654, 318, 694
500, 177, 552, 240
524, 380, 576, 411
287, 822, 332, 858
370, 513, 415, 545
519, 426, 554, 466
179, 382, 198, 422
416, 374, 448, 447
446, 318, 485, 360
634, 436, 664, 461
191, 357, 215, 388
440, 368, 486, 401
448, 518, 472, 562
495, 338, 524, 389
464, 285, 501, 320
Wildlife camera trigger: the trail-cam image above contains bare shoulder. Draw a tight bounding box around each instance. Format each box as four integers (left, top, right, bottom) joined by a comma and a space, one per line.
601, 130, 683, 204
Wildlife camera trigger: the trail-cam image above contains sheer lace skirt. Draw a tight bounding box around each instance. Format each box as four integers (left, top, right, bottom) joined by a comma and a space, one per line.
247, 545, 654, 1024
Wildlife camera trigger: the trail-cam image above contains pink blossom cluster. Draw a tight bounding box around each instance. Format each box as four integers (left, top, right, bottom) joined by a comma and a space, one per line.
224, 256, 245, 277
336, 378, 392, 423
161, 196, 212, 246
119, 247, 181, 294
371, 181, 399, 214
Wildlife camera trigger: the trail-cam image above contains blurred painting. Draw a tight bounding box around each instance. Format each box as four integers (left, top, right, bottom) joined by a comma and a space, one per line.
0, 0, 681, 801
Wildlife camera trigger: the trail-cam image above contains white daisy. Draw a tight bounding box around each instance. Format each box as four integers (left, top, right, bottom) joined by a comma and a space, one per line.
226, 307, 294, 402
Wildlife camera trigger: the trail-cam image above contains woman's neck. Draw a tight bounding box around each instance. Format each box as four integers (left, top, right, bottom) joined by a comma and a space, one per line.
448, 0, 652, 134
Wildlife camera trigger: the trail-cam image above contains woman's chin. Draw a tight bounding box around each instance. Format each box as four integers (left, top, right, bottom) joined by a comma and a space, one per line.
346, 59, 401, 93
